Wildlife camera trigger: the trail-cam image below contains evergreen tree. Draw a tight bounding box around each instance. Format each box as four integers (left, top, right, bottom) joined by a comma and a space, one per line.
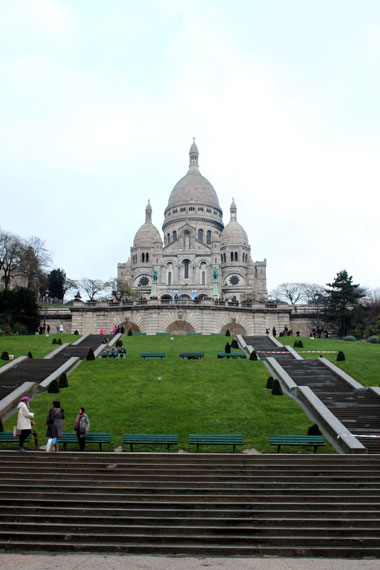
0, 287, 40, 333
323, 270, 365, 337
48, 268, 66, 300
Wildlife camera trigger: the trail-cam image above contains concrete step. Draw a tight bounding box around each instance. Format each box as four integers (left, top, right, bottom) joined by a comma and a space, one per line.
1, 540, 380, 557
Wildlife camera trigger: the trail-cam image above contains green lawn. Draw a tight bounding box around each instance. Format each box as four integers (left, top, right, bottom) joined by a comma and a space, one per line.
2, 334, 335, 453
279, 336, 380, 387
0, 334, 79, 365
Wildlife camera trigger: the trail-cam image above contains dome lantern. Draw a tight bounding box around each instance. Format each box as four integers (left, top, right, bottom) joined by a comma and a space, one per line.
189, 137, 199, 167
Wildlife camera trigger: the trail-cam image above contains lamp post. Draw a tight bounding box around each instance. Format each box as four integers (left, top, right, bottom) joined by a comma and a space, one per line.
314, 293, 321, 331
43, 289, 49, 334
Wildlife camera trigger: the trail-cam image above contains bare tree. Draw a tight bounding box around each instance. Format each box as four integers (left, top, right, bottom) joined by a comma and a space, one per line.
18, 236, 52, 293
271, 282, 326, 306
301, 283, 326, 304
79, 278, 109, 301
270, 283, 307, 305
0, 230, 23, 288
108, 278, 132, 301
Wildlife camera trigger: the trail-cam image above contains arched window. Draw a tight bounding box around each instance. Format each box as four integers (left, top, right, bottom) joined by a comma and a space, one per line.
184, 231, 190, 249
198, 229, 204, 242
173, 230, 177, 241
167, 233, 170, 244
206, 230, 212, 244
230, 251, 233, 262
166, 263, 173, 286
146, 252, 149, 262
142, 253, 145, 262
200, 262, 207, 285
235, 252, 238, 262
183, 259, 190, 279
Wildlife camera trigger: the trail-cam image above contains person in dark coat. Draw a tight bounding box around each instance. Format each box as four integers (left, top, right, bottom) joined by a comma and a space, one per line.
46, 400, 64, 452
74, 407, 90, 451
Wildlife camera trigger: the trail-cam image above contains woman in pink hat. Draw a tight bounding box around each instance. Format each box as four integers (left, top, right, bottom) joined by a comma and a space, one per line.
17, 396, 35, 451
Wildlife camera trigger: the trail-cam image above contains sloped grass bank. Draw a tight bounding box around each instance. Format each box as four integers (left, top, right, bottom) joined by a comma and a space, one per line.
280, 336, 380, 387
3, 335, 335, 453
0, 334, 78, 366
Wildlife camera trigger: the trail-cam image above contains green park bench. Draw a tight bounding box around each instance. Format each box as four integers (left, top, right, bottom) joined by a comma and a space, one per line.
140, 352, 166, 359
0, 432, 32, 446
123, 433, 178, 452
270, 435, 326, 454
179, 352, 204, 359
217, 352, 246, 359
189, 434, 244, 453
58, 432, 111, 451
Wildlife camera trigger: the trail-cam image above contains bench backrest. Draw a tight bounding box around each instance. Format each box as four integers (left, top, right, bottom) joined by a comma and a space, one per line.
189, 434, 243, 444
270, 435, 325, 444
123, 434, 178, 443
59, 432, 110, 442
0, 432, 32, 442
140, 352, 166, 357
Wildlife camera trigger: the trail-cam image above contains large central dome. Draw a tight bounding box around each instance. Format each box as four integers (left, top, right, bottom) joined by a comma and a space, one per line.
166, 141, 220, 210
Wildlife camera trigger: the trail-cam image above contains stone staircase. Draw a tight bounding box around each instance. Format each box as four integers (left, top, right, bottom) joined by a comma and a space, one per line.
243, 336, 380, 454
0, 335, 105, 401
244, 336, 293, 361
0, 452, 380, 557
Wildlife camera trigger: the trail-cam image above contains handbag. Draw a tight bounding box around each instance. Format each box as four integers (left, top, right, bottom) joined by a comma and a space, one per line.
13, 426, 21, 437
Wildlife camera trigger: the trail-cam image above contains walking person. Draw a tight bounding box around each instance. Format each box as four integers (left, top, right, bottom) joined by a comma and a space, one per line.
46, 400, 65, 452
74, 407, 90, 451
17, 396, 35, 451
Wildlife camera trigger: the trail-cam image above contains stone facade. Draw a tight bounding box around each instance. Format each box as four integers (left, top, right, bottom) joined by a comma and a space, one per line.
117, 141, 267, 302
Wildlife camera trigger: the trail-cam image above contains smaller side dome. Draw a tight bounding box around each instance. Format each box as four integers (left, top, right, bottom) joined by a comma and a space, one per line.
133, 200, 162, 247
221, 199, 249, 247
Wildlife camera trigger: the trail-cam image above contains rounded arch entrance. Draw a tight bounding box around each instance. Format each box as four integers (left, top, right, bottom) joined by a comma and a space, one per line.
166, 320, 195, 334
220, 323, 247, 336
121, 321, 141, 334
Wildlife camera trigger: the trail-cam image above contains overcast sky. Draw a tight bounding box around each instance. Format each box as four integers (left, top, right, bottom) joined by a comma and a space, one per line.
1, 0, 379, 294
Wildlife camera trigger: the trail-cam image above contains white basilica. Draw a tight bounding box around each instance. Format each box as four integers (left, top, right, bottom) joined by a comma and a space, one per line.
117, 141, 268, 302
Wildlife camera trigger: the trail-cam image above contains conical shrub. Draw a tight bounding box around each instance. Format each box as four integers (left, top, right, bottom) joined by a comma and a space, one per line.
86, 348, 95, 360
47, 379, 60, 393
1, 351, 9, 361
27, 351, 33, 359
58, 372, 69, 388
225, 329, 231, 336
294, 340, 300, 348
266, 376, 274, 389
115, 339, 122, 348
337, 351, 345, 361
127, 329, 133, 336
298, 340, 304, 348
308, 423, 322, 435
231, 339, 239, 349
52, 338, 57, 345
271, 379, 283, 395
57, 338, 62, 345
249, 350, 258, 360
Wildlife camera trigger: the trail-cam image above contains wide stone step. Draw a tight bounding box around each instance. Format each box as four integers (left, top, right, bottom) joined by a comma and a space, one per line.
1, 540, 380, 557
3, 513, 380, 527
2, 496, 380, 510
1, 522, 379, 538
0, 529, 379, 548
3, 504, 380, 518
2, 478, 380, 491
3, 472, 380, 484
